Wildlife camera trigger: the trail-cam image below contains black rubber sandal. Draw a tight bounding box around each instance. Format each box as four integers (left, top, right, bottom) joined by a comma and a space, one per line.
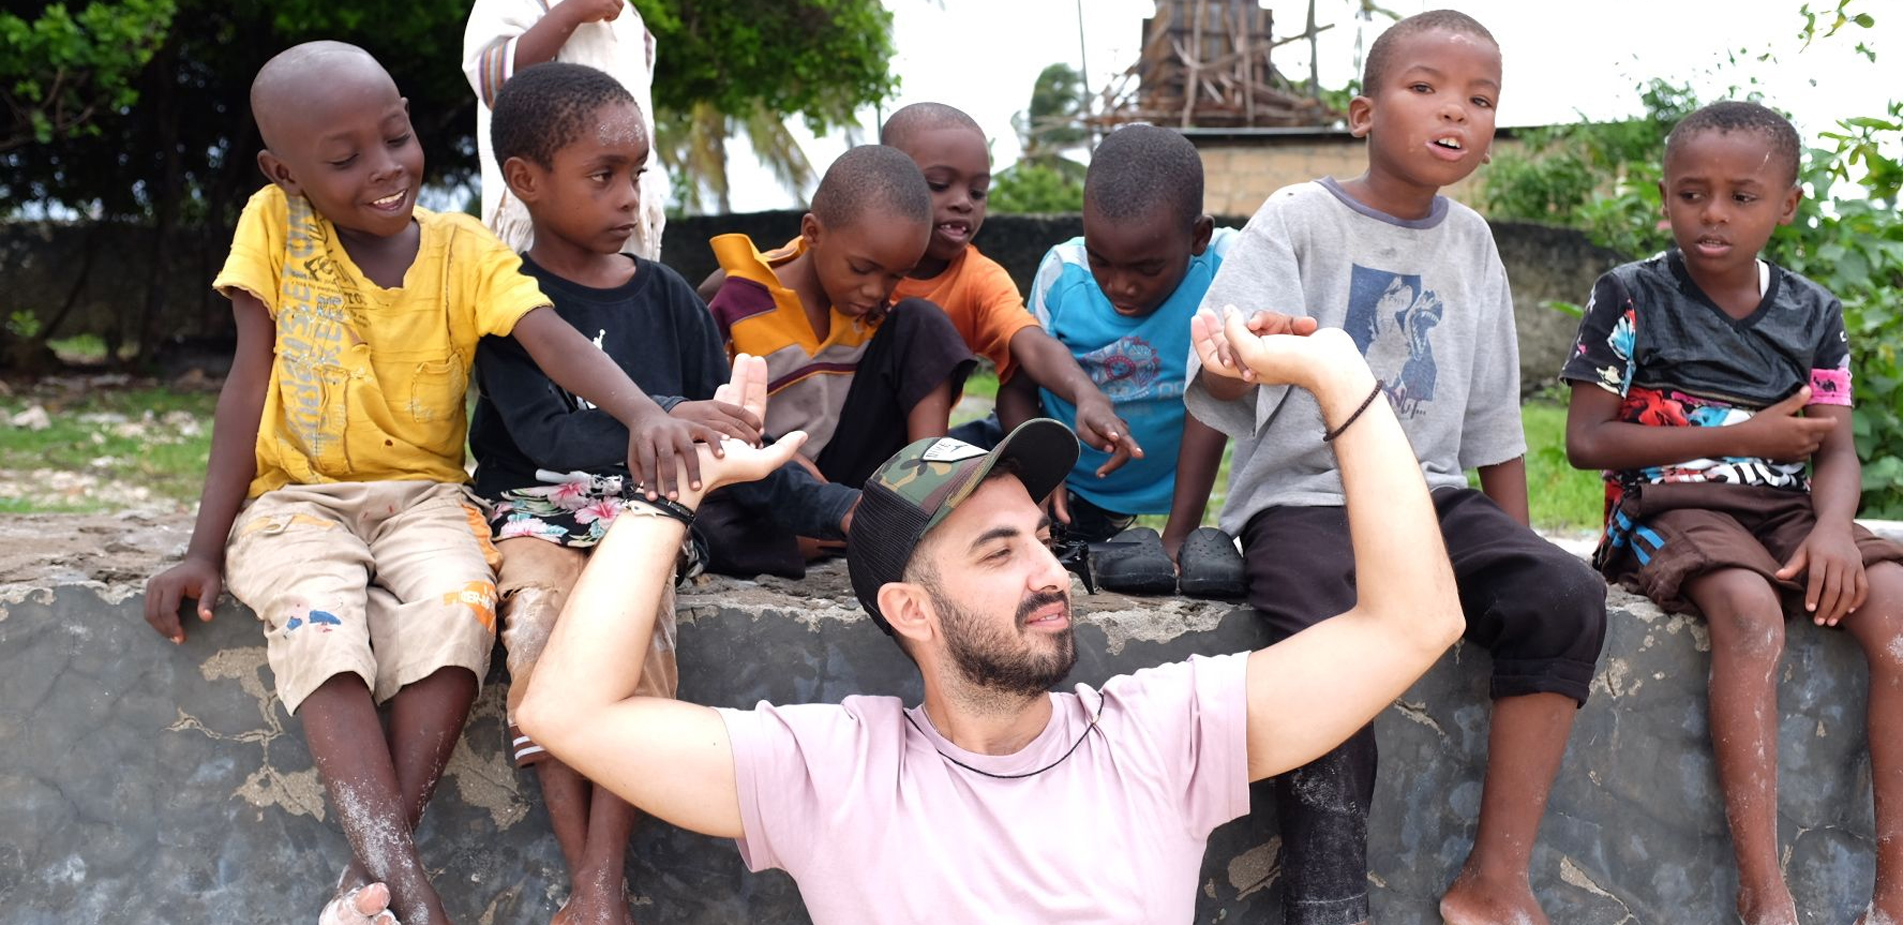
1177, 527, 1245, 600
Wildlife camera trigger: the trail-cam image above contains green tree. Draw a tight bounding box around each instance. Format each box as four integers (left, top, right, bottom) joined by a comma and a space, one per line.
3, 0, 481, 367
1478, 79, 1700, 256
636, 0, 896, 213
1015, 63, 1087, 173
989, 161, 1084, 214
989, 62, 1087, 215
1767, 103, 1903, 514
1, 0, 899, 363
1, 0, 176, 152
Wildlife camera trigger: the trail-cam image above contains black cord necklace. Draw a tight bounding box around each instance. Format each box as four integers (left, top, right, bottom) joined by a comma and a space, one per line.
903, 694, 1106, 780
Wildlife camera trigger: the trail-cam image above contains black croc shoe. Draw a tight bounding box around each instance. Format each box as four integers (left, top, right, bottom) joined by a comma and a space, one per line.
1093, 526, 1177, 595
1177, 527, 1245, 599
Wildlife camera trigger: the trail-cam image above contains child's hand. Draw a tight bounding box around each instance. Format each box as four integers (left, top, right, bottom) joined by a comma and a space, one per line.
626, 412, 724, 500
671, 400, 763, 447
1192, 305, 1321, 383
1074, 395, 1143, 477
1776, 526, 1868, 626
1741, 387, 1836, 462
144, 557, 223, 644
1044, 488, 1072, 527
558, 0, 625, 23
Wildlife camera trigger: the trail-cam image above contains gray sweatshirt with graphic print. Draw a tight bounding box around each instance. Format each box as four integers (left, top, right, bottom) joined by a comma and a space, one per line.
1184, 179, 1525, 535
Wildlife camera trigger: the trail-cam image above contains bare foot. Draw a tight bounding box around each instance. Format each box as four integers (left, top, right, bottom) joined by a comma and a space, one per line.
550, 876, 634, 925
319, 882, 399, 925
1439, 867, 1547, 925
1735, 884, 1798, 925
1855, 894, 1903, 925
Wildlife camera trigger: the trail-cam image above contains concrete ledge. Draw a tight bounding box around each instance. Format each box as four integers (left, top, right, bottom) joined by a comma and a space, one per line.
0, 563, 1885, 923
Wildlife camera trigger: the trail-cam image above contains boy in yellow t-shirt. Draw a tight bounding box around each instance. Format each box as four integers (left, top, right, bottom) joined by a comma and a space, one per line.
140, 41, 737, 925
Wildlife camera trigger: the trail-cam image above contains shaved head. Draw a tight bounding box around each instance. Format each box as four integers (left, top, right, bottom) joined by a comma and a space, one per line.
1362, 10, 1497, 90
251, 41, 398, 152
880, 102, 983, 149
810, 144, 931, 231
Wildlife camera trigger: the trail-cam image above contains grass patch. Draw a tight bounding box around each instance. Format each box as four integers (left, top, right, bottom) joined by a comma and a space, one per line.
1127, 398, 1602, 536
964, 367, 999, 401
0, 381, 1606, 533
1516, 400, 1604, 533
47, 334, 114, 364
0, 387, 216, 513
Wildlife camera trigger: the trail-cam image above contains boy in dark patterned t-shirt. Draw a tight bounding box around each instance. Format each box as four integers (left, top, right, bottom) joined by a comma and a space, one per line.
1561, 101, 1903, 925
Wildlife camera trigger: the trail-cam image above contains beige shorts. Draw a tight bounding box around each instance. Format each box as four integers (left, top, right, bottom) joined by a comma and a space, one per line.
224, 481, 501, 713
495, 536, 679, 766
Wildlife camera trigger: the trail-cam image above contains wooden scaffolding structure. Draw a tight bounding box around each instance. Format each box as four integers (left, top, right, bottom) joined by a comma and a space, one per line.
1090, 0, 1338, 131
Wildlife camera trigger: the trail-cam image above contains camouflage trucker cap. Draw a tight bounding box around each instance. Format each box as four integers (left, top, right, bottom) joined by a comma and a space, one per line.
845, 419, 1079, 633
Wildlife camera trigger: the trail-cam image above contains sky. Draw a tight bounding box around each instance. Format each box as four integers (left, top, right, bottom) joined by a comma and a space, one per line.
720, 0, 1899, 212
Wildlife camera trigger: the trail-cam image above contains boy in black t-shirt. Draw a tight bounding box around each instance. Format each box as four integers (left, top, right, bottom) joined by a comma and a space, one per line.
469, 62, 857, 925
1562, 101, 1903, 925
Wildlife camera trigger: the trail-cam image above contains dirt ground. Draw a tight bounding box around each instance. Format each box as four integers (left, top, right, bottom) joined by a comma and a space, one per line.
0, 507, 194, 593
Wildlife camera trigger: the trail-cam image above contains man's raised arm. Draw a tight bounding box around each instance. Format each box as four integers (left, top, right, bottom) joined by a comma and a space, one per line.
516, 357, 800, 838
1190, 307, 1463, 781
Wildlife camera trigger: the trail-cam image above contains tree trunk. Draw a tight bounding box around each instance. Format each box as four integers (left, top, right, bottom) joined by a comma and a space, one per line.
137, 41, 183, 370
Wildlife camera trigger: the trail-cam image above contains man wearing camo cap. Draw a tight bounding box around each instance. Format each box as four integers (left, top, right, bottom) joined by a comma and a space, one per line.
513, 313, 1465, 924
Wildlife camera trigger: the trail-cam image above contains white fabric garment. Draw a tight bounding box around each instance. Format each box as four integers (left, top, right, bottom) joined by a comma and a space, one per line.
463, 0, 669, 259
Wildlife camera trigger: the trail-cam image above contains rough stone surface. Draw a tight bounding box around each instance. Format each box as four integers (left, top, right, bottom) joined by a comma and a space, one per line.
0, 559, 1888, 924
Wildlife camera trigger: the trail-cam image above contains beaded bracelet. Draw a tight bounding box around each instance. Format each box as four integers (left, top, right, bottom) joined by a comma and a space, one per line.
1323, 382, 1384, 443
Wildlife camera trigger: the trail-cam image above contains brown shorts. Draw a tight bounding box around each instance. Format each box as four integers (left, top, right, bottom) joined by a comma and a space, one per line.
1599, 481, 1903, 617
494, 536, 679, 767
223, 481, 502, 714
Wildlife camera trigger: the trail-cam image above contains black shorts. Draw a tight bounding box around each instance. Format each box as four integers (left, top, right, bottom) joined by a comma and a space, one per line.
1242, 486, 1607, 705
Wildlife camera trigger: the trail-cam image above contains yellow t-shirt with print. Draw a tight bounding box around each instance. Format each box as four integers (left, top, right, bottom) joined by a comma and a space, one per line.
214, 185, 549, 497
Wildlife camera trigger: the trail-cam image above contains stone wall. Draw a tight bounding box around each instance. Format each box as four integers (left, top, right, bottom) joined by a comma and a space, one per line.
1188, 131, 1530, 217
0, 565, 1887, 924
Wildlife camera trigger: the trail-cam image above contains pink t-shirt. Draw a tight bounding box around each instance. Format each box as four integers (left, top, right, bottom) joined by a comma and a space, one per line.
717, 652, 1251, 924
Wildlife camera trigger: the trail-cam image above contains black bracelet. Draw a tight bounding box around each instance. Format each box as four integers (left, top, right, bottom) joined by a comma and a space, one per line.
1323, 382, 1384, 443
624, 494, 697, 527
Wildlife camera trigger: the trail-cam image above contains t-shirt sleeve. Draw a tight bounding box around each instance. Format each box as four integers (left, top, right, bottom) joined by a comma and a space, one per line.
462, 0, 545, 109
212, 187, 289, 314
458, 223, 552, 337
1808, 293, 1853, 406
971, 259, 1038, 382
1184, 203, 1303, 439
1099, 652, 1252, 838
472, 331, 631, 475
1027, 246, 1065, 330
717, 700, 891, 874
1558, 272, 1637, 398
1457, 251, 1527, 470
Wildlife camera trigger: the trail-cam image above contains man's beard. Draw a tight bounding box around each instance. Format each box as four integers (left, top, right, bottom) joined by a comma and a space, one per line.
931, 586, 1077, 698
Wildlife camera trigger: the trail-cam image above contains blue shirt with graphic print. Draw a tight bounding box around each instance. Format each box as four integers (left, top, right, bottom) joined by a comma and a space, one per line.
1029, 228, 1238, 514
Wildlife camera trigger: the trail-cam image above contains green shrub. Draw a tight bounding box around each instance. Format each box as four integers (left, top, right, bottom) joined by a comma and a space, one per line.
1481, 75, 1903, 515
1765, 103, 1903, 515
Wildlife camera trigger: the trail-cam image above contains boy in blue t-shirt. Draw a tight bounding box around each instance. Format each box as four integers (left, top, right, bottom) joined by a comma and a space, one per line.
1013, 123, 1241, 596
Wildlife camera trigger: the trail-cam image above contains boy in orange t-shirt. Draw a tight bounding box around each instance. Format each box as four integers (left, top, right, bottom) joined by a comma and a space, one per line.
881, 103, 1142, 480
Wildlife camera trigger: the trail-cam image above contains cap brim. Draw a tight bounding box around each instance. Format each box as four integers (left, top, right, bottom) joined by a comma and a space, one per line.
925, 418, 1079, 531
